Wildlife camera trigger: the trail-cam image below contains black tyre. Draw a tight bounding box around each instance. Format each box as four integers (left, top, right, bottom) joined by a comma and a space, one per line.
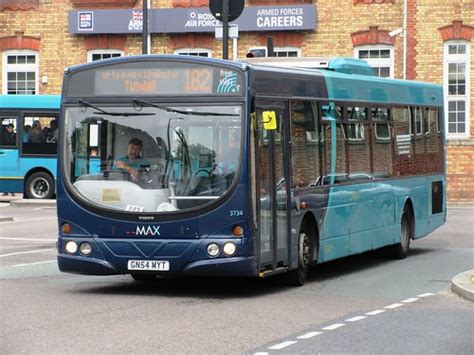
286, 232, 314, 286
390, 208, 412, 259
25, 172, 54, 199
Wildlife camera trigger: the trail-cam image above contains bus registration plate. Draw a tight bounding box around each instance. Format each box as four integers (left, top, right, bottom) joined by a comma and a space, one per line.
127, 260, 169, 271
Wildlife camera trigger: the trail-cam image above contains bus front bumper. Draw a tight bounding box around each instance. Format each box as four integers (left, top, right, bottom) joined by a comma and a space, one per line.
57, 253, 258, 277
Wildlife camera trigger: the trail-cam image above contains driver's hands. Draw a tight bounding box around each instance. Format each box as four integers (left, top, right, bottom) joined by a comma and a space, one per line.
115, 161, 126, 169
115, 161, 139, 181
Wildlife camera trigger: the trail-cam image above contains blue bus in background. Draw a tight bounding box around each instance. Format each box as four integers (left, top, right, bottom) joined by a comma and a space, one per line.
56, 55, 446, 286
0, 95, 60, 199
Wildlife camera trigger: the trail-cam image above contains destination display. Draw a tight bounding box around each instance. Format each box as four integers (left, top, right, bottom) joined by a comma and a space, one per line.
67, 61, 244, 97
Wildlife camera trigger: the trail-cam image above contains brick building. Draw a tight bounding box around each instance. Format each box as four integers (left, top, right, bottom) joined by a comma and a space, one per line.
1, 0, 472, 202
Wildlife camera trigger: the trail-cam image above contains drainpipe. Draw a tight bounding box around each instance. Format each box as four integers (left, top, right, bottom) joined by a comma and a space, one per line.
403, 0, 407, 80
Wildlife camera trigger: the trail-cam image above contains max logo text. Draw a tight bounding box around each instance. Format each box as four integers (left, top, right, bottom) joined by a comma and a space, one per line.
136, 226, 161, 236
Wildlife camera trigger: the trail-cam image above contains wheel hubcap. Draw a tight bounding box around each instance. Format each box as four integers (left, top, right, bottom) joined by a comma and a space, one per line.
31, 178, 49, 198
299, 233, 311, 267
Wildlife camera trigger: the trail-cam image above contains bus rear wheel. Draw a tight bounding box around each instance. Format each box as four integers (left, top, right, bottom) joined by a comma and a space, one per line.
25, 172, 54, 199
389, 208, 412, 259
286, 232, 313, 286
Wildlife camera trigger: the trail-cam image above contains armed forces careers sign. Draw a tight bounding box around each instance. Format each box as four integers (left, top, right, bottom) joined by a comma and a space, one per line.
69, 4, 316, 34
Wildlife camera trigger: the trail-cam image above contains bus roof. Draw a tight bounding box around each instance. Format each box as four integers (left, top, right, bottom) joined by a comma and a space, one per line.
322, 69, 443, 106
0, 95, 61, 109
63, 55, 442, 107
243, 58, 443, 107
64, 54, 246, 73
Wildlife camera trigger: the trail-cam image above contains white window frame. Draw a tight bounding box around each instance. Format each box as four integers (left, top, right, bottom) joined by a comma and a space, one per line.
443, 40, 470, 139
372, 107, 391, 141
273, 46, 301, 58
414, 107, 423, 136
2, 50, 39, 95
354, 45, 394, 78
87, 49, 124, 63
174, 48, 212, 57
247, 46, 301, 58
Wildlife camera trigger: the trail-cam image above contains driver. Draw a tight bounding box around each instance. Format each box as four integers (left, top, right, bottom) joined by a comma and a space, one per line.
113, 138, 150, 181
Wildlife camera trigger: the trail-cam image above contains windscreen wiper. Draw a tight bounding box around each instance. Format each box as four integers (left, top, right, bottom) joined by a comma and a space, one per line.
78, 99, 155, 117
133, 98, 239, 117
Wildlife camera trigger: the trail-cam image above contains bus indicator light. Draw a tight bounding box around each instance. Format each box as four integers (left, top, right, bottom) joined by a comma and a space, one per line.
61, 223, 71, 234
232, 225, 244, 237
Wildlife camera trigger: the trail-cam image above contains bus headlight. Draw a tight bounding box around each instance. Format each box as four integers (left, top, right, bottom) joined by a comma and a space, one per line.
79, 242, 92, 255
207, 243, 220, 257
223, 242, 236, 256
65, 241, 78, 254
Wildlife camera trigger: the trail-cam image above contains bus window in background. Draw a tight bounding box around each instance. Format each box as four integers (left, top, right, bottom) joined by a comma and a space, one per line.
1, 120, 16, 146
23, 115, 58, 155
0, 95, 60, 199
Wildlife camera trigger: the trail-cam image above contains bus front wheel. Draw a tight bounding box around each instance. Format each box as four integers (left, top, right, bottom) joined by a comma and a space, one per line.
25, 172, 54, 199
286, 232, 313, 287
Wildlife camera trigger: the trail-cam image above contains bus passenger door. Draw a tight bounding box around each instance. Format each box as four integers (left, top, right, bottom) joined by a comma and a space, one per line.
0, 116, 20, 172
254, 103, 289, 272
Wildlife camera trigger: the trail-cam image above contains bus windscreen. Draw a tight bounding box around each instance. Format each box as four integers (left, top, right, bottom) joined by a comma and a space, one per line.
63, 103, 242, 213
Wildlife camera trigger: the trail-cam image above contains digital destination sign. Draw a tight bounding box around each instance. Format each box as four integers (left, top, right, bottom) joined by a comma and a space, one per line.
67, 61, 243, 97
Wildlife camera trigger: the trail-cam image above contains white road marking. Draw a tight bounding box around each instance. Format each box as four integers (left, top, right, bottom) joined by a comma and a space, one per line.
13, 260, 56, 267
297, 331, 323, 339
0, 249, 55, 258
366, 310, 386, 315
268, 341, 298, 350
402, 297, 419, 303
385, 303, 403, 309
345, 315, 367, 322
259, 293, 435, 352
322, 323, 345, 330
0, 237, 56, 242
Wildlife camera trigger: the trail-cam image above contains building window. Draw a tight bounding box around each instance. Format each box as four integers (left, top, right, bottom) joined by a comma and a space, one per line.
273, 47, 300, 57
247, 46, 300, 58
87, 50, 123, 62
354, 45, 394, 78
174, 48, 211, 57
2, 50, 38, 95
444, 41, 470, 138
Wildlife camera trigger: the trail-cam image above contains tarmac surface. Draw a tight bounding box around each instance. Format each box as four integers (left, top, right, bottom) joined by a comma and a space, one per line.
1, 195, 473, 302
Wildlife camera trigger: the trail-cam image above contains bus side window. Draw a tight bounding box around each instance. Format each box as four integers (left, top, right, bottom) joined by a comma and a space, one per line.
1, 117, 17, 146
22, 115, 58, 155
290, 100, 321, 187
372, 107, 393, 178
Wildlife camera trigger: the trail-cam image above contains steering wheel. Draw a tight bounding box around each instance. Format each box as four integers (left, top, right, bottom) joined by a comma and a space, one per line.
193, 169, 212, 177
102, 169, 131, 181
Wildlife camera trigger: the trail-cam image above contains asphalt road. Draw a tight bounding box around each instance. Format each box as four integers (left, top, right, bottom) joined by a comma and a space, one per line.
0, 204, 472, 354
